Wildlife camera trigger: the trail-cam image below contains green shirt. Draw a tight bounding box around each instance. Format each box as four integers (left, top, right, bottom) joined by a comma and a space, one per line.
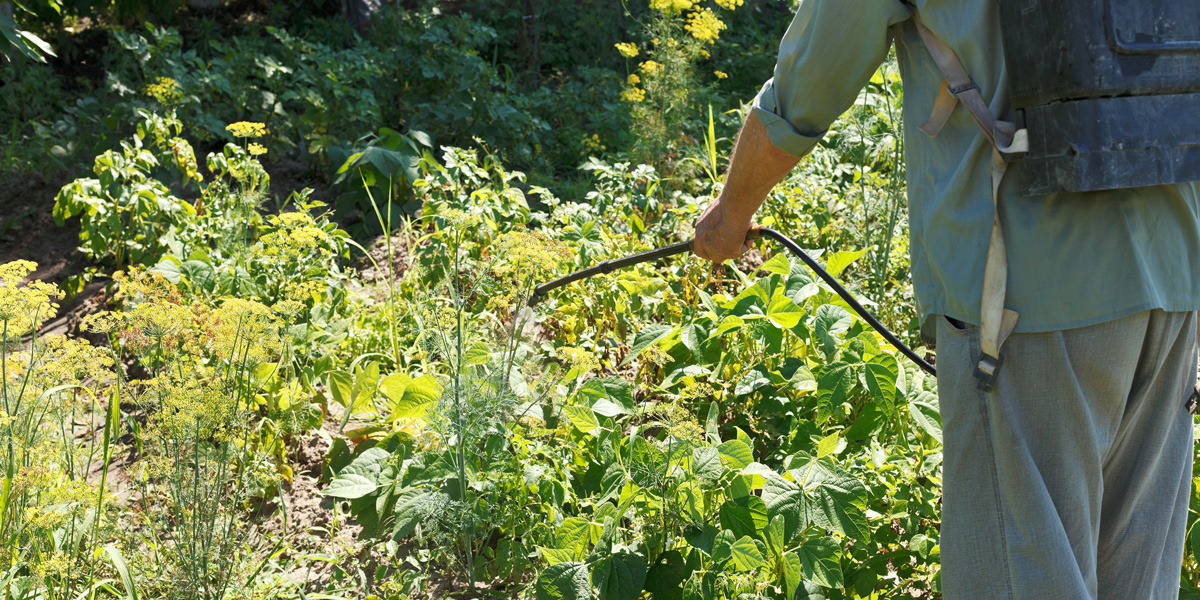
754, 0, 1200, 332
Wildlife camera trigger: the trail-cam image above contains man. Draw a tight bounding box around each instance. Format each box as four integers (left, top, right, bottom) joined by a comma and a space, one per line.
692, 1, 1200, 598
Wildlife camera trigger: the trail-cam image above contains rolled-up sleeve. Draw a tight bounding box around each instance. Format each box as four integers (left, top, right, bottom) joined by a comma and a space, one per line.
752, 0, 912, 157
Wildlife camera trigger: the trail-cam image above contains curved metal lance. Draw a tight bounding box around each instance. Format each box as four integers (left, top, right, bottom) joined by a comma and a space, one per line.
528, 227, 937, 377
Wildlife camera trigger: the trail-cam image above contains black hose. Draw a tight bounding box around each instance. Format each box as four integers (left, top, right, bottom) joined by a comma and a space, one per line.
529, 227, 936, 377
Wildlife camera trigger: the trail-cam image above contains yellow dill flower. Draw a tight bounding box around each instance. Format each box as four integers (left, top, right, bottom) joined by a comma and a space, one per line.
556, 346, 599, 376
615, 42, 640, 58
649, 0, 693, 14
714, 70, 728, 79
248, 143, 268, 156
144, 77, 182, 105
686, 8, 726, 43
715, 0, 743, 9
149, 379, 239, 441
626, 74, 641, 86
207, 298, 282, 366
699, 48, 710, 59
32, 335, 114, 391
639, 60, 663, 76
621, 87, 646, 103
225, 121, 269, 138
0, 261, 62, 337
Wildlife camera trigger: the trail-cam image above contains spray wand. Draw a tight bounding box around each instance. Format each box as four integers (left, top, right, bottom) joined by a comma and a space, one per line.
528, 227, 936, 377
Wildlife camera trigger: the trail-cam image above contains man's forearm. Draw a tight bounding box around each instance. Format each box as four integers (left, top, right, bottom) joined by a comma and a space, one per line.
693, 110, 800, 261
718, 110, 802, 221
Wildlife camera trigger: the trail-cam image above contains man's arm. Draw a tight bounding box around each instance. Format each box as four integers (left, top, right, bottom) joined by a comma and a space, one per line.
692, 0, 911, 263
693, 110, 799, 262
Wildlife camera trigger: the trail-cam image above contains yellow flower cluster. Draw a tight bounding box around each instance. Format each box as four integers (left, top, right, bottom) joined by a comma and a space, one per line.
649, 0, 693, 14
714, 70, 728, 79
626, 74, 641, 86
208, 298, 283, 366
0, 261, 62, 337
225, 121, 268, 138
686, 8, 726, 43
123, 300, 196, 356
490, 229, 572, 285
715, 0, 743, 9
556, 346, 599, 376
148, 378, 238, 441
31, 335, 114, 392
248, 143, 268, 156
639, 60, 663, 76
622, 87, 646, 103
582, 133, 606, 154
614, 42, 640, 58
144, 77, 182, 105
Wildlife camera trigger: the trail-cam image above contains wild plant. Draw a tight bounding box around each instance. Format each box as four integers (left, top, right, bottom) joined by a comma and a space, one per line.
617, 0, 743, 167
52, 110, 203, 268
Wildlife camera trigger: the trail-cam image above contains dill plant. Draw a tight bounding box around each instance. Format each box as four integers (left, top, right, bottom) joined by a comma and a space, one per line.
109, 278, 289, 600
399, 218, 569, 588
0, 262, 119, 597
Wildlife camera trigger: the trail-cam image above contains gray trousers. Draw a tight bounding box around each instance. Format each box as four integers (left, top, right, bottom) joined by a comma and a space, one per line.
936, 310, 1197, 599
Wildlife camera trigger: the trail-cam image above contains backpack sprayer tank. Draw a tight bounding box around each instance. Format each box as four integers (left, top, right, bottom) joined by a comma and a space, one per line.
1000, 0, 1200, 195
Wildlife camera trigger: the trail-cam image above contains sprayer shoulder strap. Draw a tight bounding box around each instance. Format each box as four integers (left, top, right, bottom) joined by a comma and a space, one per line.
909, 9, 1028, 389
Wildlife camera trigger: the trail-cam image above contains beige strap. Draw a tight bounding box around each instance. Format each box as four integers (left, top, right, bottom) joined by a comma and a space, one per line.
910, 9, 1029, 389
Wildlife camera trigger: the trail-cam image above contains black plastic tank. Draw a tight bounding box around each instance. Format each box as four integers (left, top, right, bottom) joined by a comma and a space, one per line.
998, 0, 1200, 195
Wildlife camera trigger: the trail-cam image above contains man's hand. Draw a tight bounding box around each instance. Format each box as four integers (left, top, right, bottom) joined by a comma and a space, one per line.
689, 111, 800, 264
694, 200, 756, 262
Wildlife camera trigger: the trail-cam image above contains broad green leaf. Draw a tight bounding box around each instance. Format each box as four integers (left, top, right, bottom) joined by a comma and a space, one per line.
762, 472, 804, 542
864, 355, 899, 406
563, 405, 600, 435
536, 562, 591, 600
622, 325, 674, 366
592, 550, 646, 600
786, 261, 821, 304
381, 374, 442, 421
711, 529, 736, 565
798, 537, 843, 588
538, 547, 579, 566
790, 457, 871, 540
682, 571, 716, 600
814, 304, 853, 359
645, 550, 688, 594
179, 259, 215, 292
760, 252, 792, 276
463, 341, 491, 366
391, 488, 435, 539
728, 536, 766, 572
815, 363, 856, 425
684, 524, 720, 557
767, 289, 806, 329
717, 439, 754, 470
816, 432, 841, 459
734, 368, 772, 397
321, 473, 376, 499
691, 447, 723, 480
580, 377, 635, 417
824, 248, 869, 277
909, 390, 943, 443
718, 496, 768, 539
556, 517, 602, 552
790, 364, 818, 393
680, 323, 706, 360
764, 514, 786, 557
707, 315, 745, 341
